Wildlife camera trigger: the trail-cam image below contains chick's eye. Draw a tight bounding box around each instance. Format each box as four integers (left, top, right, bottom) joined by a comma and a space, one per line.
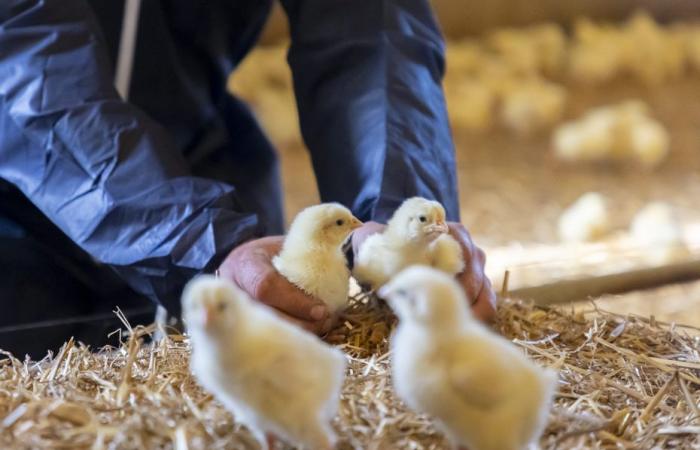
336, 219, 344, 226
217, 302, 226, 312
419, 216, 427, 223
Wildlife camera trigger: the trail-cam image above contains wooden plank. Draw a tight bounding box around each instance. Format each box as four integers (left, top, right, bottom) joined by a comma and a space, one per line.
509, 258, 700, 305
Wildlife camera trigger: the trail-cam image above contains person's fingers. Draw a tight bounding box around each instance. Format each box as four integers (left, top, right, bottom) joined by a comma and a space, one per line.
254, 270, 330, 322
220, 236, 331, 322
275, 310, 335, 336
471, 277, 497, 322
461, 249, 487, 297
447, 222, 496, 321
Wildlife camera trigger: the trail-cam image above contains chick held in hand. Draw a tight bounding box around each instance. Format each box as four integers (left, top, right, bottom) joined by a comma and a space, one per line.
380, 266, 557, 450
353, 197, 465, 291
182, 275, 346, 450
273, 203, 362, 314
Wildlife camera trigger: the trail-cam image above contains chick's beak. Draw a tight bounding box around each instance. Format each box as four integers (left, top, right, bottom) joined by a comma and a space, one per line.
350, 217, 363, 230
426, 220, 448, 235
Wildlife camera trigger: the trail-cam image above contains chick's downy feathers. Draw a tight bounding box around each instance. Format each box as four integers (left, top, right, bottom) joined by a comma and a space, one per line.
558, 192, 611, 243
273, 203, 362, 313
182, 275, 346, 450
353, 197, 464, 290
381, 266, 557, 450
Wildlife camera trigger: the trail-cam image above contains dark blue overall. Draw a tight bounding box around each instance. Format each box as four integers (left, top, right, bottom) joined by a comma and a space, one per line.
0, 0, 459, 356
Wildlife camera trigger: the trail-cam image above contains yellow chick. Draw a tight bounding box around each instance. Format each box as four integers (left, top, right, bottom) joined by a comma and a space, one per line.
621, 11, 686, 85
273, 203, 362, 314
487, 23, 566, 77
628, 116, 670, 169
487, 28, 541, 76
353, 197, 464, 291
553, 100, 669, 168
228, 45, 301, 148
445, 78, 496, 132
528, 23, 567, 76
680, 24, 700, 73
500, 79, 567, 135
568, 19, 624, 84
182, 275, 346, 450
381, 266, 557, 450
558, 192, 611, 243
445, 39, 488, 79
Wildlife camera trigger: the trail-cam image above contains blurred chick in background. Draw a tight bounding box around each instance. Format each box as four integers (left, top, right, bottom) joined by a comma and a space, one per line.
381, 266, 557, 450
273, 204, 362, 314
553, 100, 669, 169
183, 275, 345, 450
630, 202, 690, 265
558, 192, 611, 243
353, 197, 464, 291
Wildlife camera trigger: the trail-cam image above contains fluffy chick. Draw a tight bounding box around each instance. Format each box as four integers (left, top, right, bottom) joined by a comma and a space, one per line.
381, 266, 557, 450
568, 19, 625, 84
558, 192, 611, 243
628, 117, 670, 169
273, 203, 362, 314
630, 202, 690, 265
182, 275, 346, 450
445, 78, 496, 132
553, 100, 669, 168
500, 79, 567, 135
353, 197, 464, 290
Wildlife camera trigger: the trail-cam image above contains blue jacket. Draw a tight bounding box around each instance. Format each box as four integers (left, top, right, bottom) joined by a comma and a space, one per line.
0, 0, 459, 314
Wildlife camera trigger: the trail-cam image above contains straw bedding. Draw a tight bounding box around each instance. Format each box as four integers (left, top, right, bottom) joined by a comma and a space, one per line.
1, 295, 700, 449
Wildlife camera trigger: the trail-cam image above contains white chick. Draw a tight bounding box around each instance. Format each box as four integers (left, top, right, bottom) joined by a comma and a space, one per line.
553, 115, 614, 162
273, 203, 362, 314
630, 202, 690, 265
553, 100, 669, 168
380, 266, 557, 450
182, 275, 346, 450
353, 197, 464, 290
558, 192, 611, 243
628, 117, 670, 168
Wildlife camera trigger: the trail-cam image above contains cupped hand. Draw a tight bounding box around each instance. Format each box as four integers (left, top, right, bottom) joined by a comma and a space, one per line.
351, 221, 497, 322
218, 236, 333, 335
446, 223, 497, 322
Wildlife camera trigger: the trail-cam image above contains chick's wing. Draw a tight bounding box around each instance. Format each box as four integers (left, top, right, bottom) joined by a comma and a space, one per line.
447, 339, 511, 409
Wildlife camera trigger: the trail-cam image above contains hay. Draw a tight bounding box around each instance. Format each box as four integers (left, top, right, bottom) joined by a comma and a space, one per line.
2, 295, 700, 449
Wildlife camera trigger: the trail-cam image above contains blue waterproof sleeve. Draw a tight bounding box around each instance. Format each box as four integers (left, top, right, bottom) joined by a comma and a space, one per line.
281, 0, 460, 222
0, 0, 260, 313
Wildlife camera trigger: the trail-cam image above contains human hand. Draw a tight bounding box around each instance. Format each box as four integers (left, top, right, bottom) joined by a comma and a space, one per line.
446, 223, 497, 322
218, 236, 333, 335
351, 221, 496, 322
